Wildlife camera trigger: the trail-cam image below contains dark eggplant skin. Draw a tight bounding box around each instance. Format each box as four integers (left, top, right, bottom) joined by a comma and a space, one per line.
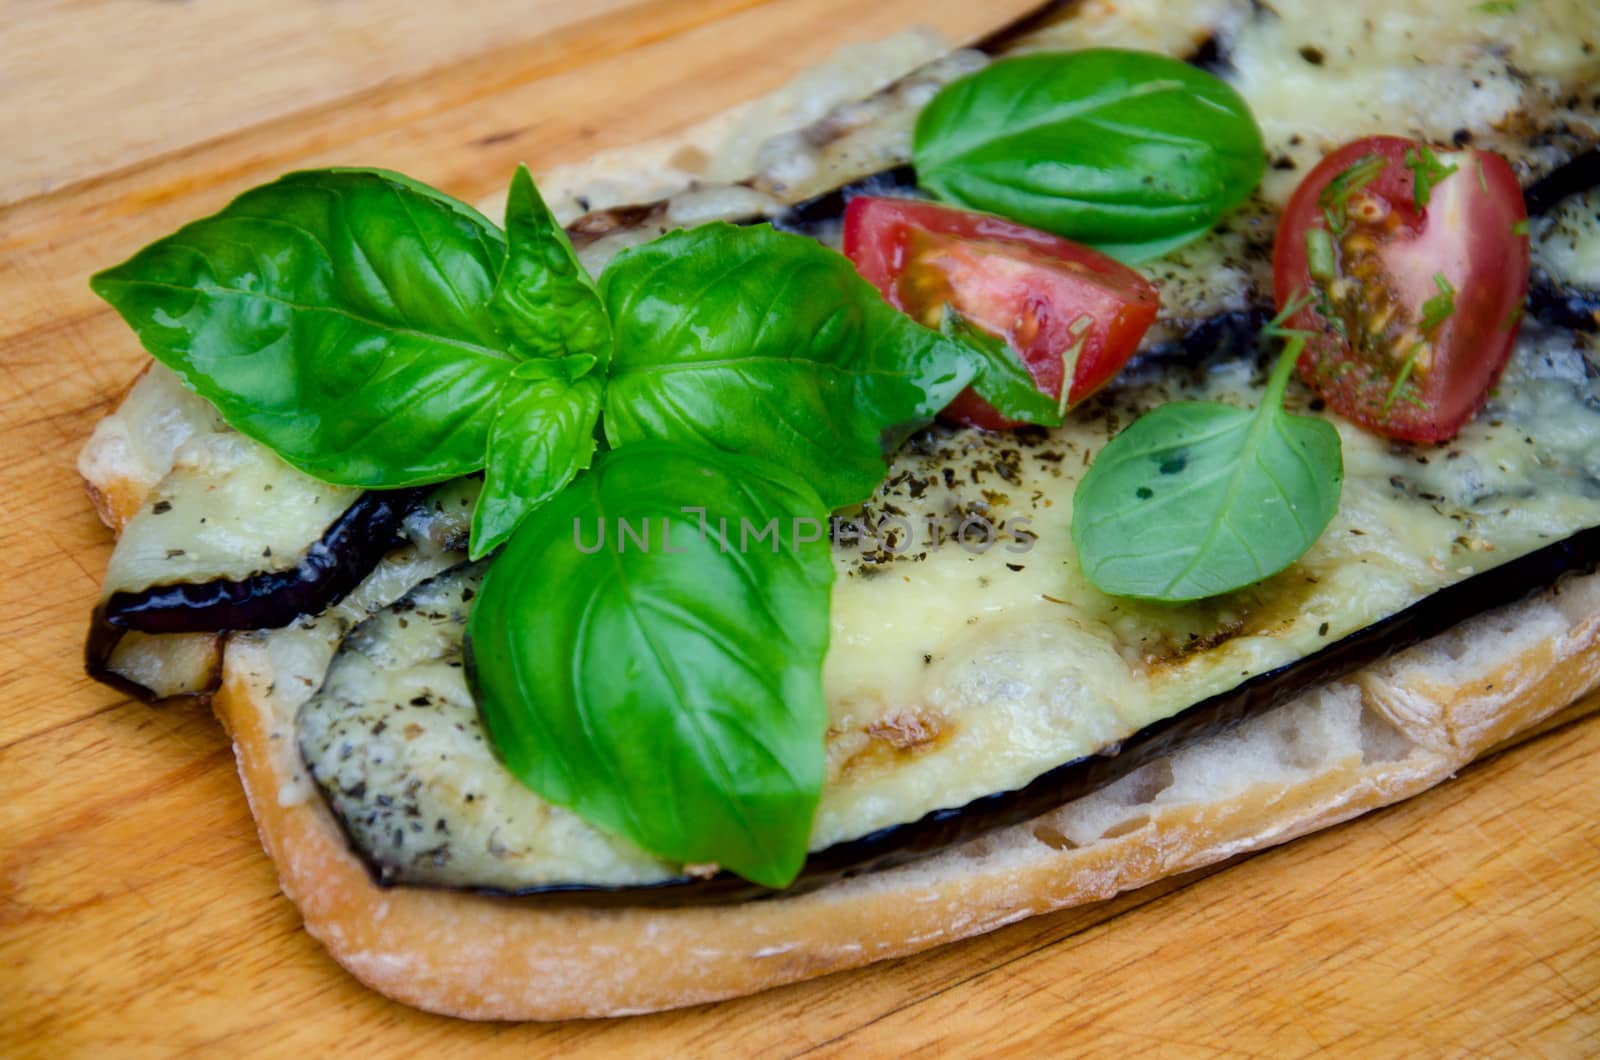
100, 487, 429, 636
1524, 147, 1600, 218
1525, 148, 1600, 332
768, 165, 921, 240
1128, 307, 1274, 370
1530, 280, 1600, 333
87, 488, 429, 702
428, 521, 1600, 907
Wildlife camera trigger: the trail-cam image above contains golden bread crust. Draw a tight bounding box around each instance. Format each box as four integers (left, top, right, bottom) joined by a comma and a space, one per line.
210, 570, 1600, 1019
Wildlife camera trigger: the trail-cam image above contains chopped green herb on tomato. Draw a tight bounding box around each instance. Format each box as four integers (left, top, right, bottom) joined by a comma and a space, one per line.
1272, 135, 1530, 442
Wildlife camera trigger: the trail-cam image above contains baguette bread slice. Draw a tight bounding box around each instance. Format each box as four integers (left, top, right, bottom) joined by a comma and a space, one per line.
77, 8, 1600, 1012
82, 413, 1600, 1018
213, 571, 1600, 1020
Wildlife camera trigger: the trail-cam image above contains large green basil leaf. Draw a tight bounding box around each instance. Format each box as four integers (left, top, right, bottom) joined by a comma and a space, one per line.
1072, 335, 1342, 601
913, 50, 1265, 262
600, 223, 976, 508
469, 358, 603, 559
490, 165, 613, 369
91, 168, 517, 487
467, 441, 834, 888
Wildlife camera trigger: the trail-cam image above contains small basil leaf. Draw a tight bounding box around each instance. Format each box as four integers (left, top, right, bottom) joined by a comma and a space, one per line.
600, 223, 976, 509
913, 50, 1265, 262
91, 168, 517, 487
467, 441, 833, 888
940, 308, 1063, 427
1072, 343, 1342, 601
490, 165, 613, 370
469, 361, 603, 560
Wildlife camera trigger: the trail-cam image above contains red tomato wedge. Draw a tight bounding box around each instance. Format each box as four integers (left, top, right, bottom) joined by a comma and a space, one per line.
1272, 136, 1530, 443
843, 197, 1159, 430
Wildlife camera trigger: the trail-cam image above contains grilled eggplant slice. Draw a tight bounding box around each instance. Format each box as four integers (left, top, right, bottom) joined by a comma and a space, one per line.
300, 528, 1600, 903
295, 316, 1600, 900
87, 426, 473, 701
99, 488, 427, 637
87, 430, 357, 700
298, 562, 680, 890
1530, 176, 1600, 332
87, 629, 223, 703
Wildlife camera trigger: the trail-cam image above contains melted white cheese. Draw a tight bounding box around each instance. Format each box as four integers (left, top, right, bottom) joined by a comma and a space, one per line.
1537, 187, 1600, 291
812, 328, 1600, 845
102, 402, 358, 596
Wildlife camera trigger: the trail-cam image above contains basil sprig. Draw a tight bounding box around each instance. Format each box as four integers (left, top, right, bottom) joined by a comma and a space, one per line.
913, 50, 1265, 262
1071, 300, 1343, 601
95, 164, 1035, 886
468, 442, 833, 888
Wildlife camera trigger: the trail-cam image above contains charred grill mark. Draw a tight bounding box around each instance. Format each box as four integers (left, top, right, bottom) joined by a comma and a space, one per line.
827, 708, 952, 781
1144, 620, 1247, 668
1524, 148, 1600, 216
768, 165, 921, 238
566, 202, 671, 250
1530, 278, 1600, 332
1140, 568, 1324, 672
1187, 34, 1234, 77
865, 708, 946, 752
969, 0, 1079, 54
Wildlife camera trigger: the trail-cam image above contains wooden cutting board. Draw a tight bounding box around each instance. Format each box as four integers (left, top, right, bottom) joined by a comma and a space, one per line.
2, 1, 1597, 1053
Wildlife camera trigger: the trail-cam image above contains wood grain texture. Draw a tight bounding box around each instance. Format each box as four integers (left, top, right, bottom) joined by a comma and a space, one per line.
1, 1, 1596, 1053
0, 0, 675, 205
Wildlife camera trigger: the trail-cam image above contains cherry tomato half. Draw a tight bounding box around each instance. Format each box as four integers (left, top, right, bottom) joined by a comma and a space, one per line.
1272, 135, 1530, 442
843, 197, 1159, 430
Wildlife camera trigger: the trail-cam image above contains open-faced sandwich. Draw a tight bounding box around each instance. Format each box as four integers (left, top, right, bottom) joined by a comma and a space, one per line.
79, 0, 1600, 1019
